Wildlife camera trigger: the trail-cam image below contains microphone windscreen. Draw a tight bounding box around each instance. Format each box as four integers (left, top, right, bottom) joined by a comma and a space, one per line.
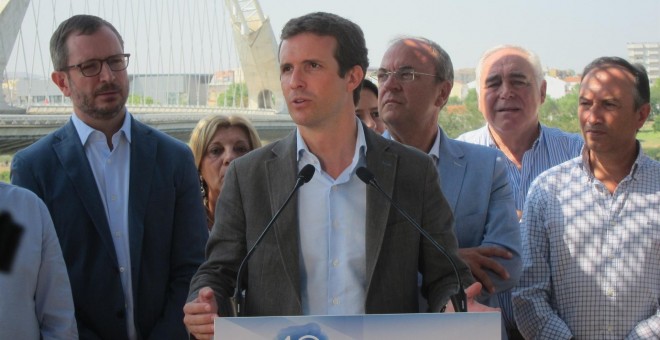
355, 166, 374, 184
299, 164, 316, 183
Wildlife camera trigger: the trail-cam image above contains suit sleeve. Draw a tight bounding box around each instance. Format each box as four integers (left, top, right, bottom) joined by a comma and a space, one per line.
147, 147, 209, 339
188, 161, 245, 316
478, 153, 522, 295
420, 157, 475, 311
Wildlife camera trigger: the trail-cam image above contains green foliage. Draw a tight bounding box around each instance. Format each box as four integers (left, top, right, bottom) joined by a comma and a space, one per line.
217, 83, 249, 108
654, 119, 660, 133
439, 89, 485, 138
127, 94, 155, 105
651, 78, 660, 118
538, 87, 581, 133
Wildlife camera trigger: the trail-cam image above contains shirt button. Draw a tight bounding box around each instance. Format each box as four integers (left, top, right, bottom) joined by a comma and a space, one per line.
332, 259, 339, 267
111, 195, 117, 201
606, 288, 615, 297
119, 267, 125, 273
332, 298, 339, 305
114, 231, 121, 237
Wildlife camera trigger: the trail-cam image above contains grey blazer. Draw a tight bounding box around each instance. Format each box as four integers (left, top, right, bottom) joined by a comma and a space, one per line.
189, 124, 474, 315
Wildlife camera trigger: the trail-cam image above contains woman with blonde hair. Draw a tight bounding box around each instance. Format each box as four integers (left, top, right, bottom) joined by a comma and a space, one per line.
189, 115, 262, 230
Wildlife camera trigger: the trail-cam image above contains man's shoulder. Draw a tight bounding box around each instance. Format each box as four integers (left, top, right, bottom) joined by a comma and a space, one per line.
531, 156, 582, 189
541, 125, 583, 144
456, 126, 489, 145
447, 137, 500, 159
14, 124, 68, 161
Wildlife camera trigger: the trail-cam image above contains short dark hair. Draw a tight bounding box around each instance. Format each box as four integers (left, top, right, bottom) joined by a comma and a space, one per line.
50, 15, 124, 71
581, 56, 650, 110
361, 79, 378, 97
280, 12, 368, 105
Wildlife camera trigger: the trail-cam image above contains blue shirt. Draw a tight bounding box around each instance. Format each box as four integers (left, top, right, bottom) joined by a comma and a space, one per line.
72, 112, 136, 340
297, 118, 368, 315
457, 124, 583, 211
514, 147, 660, 339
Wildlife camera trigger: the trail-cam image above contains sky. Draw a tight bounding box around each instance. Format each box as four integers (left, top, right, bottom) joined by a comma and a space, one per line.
259, 0, 660, 71
4, 0, 660, 78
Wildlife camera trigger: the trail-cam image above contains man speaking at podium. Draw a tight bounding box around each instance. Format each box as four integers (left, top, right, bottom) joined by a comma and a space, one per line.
184, 12, 481, 339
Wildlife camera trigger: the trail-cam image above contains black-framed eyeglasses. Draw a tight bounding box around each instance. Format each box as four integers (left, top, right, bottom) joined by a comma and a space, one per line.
376, 68, 441, 84
62, 53, 130, 77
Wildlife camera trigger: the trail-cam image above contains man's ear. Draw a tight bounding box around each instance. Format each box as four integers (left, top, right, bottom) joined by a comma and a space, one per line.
346, 65, 365, 93
539, 79, 547, 104
434, 80, 453, 109
51, 71, 72, 97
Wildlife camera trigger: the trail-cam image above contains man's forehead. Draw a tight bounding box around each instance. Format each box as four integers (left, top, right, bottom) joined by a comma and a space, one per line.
483, 50, 534, 77
582, 65, 635, 92
381, 40, 435, 67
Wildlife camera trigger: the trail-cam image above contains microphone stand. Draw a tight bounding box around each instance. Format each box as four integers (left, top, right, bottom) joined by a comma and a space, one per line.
356, 167, 468, 312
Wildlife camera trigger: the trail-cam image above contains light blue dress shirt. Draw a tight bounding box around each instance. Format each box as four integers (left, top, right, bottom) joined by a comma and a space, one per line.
297, 118, 368, 315
514, 147, 660, 339
72, 112, 136, 340
457, 124, 583, 210
0, 183, 78, 339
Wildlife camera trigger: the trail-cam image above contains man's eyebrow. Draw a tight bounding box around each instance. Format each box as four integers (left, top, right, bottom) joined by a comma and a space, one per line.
509, 72, 530, 80
485, 74, 501, 83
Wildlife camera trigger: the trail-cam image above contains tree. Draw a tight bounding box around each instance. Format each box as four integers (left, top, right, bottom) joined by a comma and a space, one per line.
650, 78, 660, 122
438, 89, 485, 138
217, 83, 248, 108
539, 87, 580, 133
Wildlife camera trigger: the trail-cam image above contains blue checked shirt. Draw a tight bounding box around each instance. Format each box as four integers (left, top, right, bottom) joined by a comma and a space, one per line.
513, 147, 660, 339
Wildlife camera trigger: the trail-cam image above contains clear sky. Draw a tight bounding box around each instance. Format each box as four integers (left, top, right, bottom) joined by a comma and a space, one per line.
260, 0, 660, 72
4, 0, 659, 77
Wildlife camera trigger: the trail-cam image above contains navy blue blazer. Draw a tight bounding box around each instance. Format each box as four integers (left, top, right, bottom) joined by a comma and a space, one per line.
11, 115, 208, 339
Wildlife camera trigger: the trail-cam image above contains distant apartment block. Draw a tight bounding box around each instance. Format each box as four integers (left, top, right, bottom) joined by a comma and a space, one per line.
628, 42, 660, 82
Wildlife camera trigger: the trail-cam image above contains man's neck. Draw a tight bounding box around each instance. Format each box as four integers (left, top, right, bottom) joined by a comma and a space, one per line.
489, 123, 540, 168
588, 144, 638, 194
74, 108, 126, 149
299, 114, 358, 179
389, 123, 437, 154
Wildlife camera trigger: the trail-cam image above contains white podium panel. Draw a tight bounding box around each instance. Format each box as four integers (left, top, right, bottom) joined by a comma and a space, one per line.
215, 312, 500, 339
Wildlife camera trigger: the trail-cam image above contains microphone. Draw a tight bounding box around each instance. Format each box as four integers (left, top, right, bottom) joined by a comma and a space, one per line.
355, 166, 468, 313
229, 164, 316, 316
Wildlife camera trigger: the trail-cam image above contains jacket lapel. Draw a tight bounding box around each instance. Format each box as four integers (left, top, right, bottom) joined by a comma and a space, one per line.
53, 120, 118, 265
127, 118, 156, 288
437, 129, 466, 212
265, 132, 302, 306
363, 127, 397, 291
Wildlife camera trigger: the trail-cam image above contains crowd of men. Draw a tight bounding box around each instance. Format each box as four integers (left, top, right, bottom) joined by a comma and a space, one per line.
0, 10, 657, 340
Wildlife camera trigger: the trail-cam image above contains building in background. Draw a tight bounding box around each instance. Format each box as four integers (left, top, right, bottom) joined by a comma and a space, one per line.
628, 42, 660, 82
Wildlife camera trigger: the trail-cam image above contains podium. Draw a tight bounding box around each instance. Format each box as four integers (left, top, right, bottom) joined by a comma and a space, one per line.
215, 312, 501, 339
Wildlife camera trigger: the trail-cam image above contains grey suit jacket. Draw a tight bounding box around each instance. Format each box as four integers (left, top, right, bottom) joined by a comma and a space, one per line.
189, 124, 474, 315
12, 115, 208, 339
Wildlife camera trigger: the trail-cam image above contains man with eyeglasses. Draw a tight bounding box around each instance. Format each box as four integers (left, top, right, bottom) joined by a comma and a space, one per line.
456, 45, 583, 340
11, 14, 208, 339
378, 37, 521, 329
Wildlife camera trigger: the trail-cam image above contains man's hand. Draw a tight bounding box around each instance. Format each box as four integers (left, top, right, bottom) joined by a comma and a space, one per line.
446, 282, 500, 312
183, 287, 219, 340
458, 246, 512, 294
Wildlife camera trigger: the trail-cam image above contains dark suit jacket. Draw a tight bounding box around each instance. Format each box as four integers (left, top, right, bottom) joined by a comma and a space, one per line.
11, 115, 208, 339
189, 124, 474, 315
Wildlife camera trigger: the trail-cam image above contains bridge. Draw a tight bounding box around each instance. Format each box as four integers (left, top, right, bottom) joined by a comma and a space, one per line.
0, 0, 295, 154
